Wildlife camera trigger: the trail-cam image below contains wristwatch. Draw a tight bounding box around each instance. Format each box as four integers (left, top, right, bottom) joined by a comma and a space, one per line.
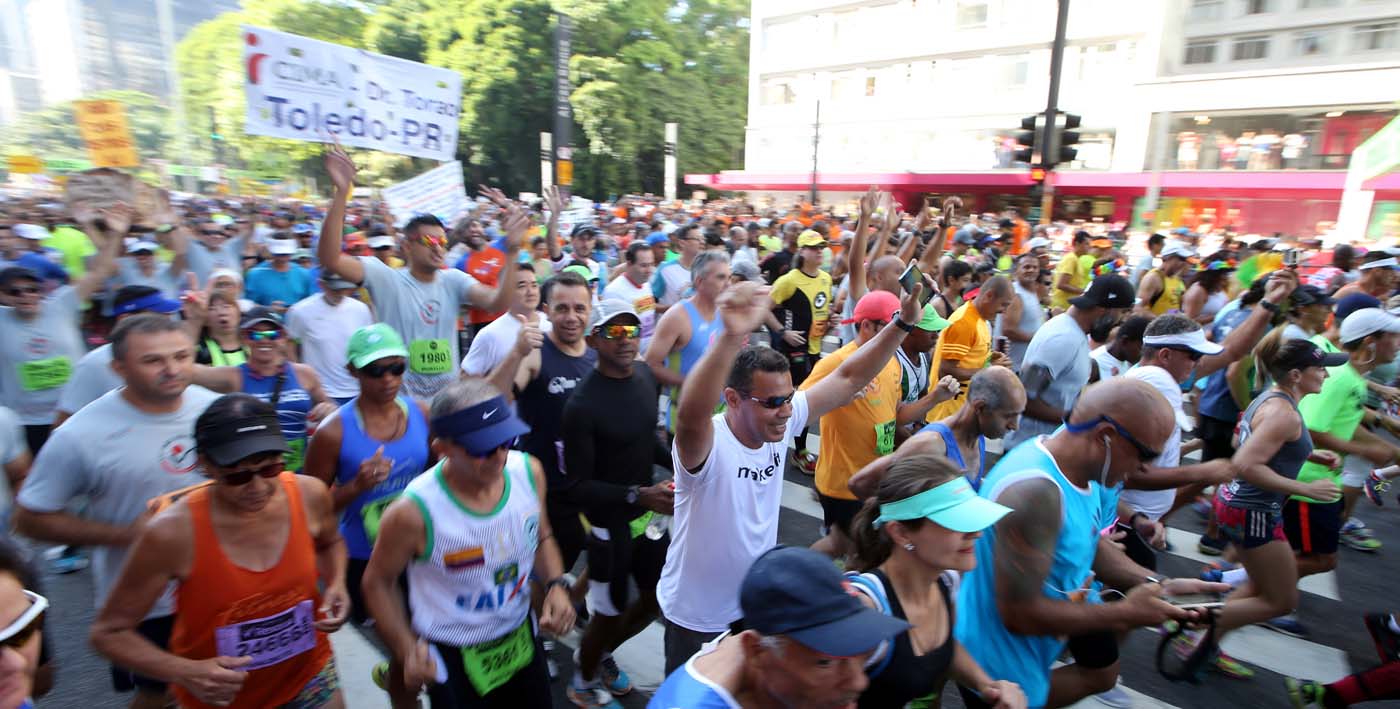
545, 577, 571, 593
1260, 300, 1281, 314
625, 485, 641, 505
894, 318, 916, 333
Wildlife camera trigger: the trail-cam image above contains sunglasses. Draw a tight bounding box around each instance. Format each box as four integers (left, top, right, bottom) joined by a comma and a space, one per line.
0, 590, 46, 650
1165, 346, 1204, 362
415, 234, 448, 248
1065, 415, 1163, 462
742, 391, 796, 409
216, 460, 283, 486
245, 329, 284, 341
359, 361, 407, 378
593, 324, 641, 340
5, 286, 40, 297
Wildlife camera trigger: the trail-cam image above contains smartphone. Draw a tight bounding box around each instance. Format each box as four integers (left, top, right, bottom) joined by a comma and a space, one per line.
1283, 248, 1301, 269
994, 335, 1010, 354
899, 262, 922, 296
1166, 593, 1225, 610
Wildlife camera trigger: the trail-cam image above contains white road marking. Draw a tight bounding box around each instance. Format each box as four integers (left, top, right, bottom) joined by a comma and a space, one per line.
1162, 525, 1340, 601
329, 626, 391, 708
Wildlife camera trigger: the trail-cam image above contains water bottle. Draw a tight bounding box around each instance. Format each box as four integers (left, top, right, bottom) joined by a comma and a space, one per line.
644, 513, 670, 540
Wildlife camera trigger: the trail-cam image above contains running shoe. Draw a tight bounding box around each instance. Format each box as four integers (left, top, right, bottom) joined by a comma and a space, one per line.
566, 680, 623, 708
45, 546, 88, 574
1093, 683, 1133, 709
1284, 677, 1326, 708
1198, 561, 1238, 584
797, 450, 818, 476
1263, 614, 1311, 639
1366, 471, 1391, 506
1341, 522, 1382, 552
371, 661, 389, 691
1210, 651, 1255, 680
1364, 613, 1400, 663
1197, 533, 1228, 556
598, 654, 632, 696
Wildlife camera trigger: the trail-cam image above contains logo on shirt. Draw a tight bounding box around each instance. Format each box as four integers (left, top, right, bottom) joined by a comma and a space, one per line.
813, 292, 828, 310
736, 462, 778, 484
419, 299, 441, 326
547, 376, 580, 395
159, 435, 200, 474
24, 337, 49, 357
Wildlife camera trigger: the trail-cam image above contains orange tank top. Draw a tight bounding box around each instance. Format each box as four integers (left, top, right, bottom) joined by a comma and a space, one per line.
170, 472, 332, 709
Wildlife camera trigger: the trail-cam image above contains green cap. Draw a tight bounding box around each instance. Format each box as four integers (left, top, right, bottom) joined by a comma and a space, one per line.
562, 264, 597, 283
346, 323, 409, 368
917, 303, 950, 332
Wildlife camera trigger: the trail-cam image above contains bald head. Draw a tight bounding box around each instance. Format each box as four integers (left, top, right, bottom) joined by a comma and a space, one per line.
967, 366, 1024, 411
974, 275, 1015, 318
871, 255, 904, 276
1068, 378, 1173, 451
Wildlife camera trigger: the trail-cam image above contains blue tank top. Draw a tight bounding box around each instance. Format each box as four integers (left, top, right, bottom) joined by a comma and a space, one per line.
239, 362, 312, 472
665, 299, 723, 430
1198, 306, 1254, 423
955, 437, 1110, 708
335, 397, 430, 559
918, 421, 987, 490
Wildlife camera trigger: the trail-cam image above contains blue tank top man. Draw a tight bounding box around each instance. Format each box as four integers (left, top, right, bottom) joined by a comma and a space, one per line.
335, 396, 430, 560
918, 421, 988, 490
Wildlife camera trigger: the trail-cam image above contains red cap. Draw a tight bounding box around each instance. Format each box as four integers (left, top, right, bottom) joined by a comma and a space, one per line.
841, 290, 900, 325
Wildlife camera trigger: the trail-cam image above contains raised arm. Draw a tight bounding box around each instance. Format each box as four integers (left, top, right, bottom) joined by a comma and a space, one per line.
803, 284, 919, 419
317, 139, 366, 284
1195, 271, 1295, 378
541, 186, 565, 262
844, 188, 878, 305
467, 206, 527, 313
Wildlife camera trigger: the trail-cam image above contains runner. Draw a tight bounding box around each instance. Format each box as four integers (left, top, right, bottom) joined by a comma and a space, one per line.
1130, 233, 1166, 288
648, 546, 911, 709
318, 140, 526, 401
847, 453, 1025, 709
14, 315, 218, 709
1002, 254, 1047, 371
245, 238, 315, 309
361, 378, 576, 707
645, 251, 729, 434
604, 242, 658, 352
455, 217, 508, 335
191, 307, 335, 473
652, 223, 701, 315
1210, 333, 1347, 662
1050, 231, 1091, 311
932, 260, 973, 320
560, 300, 672, 708
1333, 252, 1397, 301
955, 378, 1227, 709
1090, 315, 1150, 381
0, 539, 45, 709
849, 366, 1026, 496
90, 394, 349, 709
657, 280, 923, 675
189, 288, 248, 367
461, 263, 550, 378
894, 303, 956, 435
113, 230, 185, 299
928, 276, 1015, 422
184, 217, 253, 287
55, 285, 184, 425
286, 274, 373, 406
1135, 242, 1193, 317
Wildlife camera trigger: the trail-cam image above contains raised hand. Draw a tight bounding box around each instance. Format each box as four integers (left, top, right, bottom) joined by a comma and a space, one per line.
477, 185, 512, 209
716, 281, 774, 337
896, 280, 922, 328
544, 185, 566, 218
512, 314, 544, 356
859, 186, 879, 217
500, 205, 532, 252
324, 133, 357, 193
99, 202, 136, 235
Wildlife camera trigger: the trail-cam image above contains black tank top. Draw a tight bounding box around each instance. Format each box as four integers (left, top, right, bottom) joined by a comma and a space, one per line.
516, 337, 596, 485
857, 569, 956, 709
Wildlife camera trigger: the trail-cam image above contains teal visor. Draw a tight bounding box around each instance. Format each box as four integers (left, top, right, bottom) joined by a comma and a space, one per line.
872, 476, 1013, 533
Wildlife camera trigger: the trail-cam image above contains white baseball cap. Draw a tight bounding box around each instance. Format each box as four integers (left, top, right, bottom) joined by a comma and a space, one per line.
368, 235, 396, 250
12, 224, 48, 240
267, 239, 298, 256
1340, 307, 1400, 344
126, 240, 159, 254
1161, 242, 1195, 260
1360, 257, 1398, 271
1026, 236, 1052, 250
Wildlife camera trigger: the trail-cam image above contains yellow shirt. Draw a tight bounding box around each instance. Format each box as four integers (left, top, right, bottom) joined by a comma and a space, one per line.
801, 340, 901, 500
928, 302, 991, 421
1147, 268, 1185, 315
1051, 253, 1089, 311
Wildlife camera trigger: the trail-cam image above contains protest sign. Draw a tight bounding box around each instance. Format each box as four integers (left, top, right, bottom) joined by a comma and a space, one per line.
243, 25, 462, 161
381, 161, 471, 228
73, 100, 140, 168
65, 168, 175, 228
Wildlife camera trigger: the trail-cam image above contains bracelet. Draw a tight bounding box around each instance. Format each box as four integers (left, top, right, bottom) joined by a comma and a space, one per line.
1260, 300, 1281, 314
894, 319, 915, 333
545, 577, 570, 593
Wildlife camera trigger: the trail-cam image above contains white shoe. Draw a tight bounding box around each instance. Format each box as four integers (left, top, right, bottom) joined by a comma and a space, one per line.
1095, 682, 1133, 708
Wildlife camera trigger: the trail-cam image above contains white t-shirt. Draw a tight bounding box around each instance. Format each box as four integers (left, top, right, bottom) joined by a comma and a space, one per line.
460, 312, 553, 377
1120, 365, 1188, 520
285, 294, 373, 399
0, 406, 25, 525
357, 256, 479, 401
653, 260, 691, 308
657, 391, 812, 632
58, 343, 119, 415
604, 273, 657, 352
1090, 345, 1131, 380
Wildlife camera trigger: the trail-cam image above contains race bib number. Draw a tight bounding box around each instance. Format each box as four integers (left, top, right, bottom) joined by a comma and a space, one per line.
18, 356, 72, 391
875, 420, 896, 456
360, 493, 400, 543
461, 618, 534, 696
409, 339, 453, 375
214, 599, 317, 670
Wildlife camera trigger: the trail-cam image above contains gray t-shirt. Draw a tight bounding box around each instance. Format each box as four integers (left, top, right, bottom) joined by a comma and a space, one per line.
357, 256, 479, 401
0, 406, 25, 525
17, 385, 220, 616
0, 286, 87, 424
115, 258, 180, 298
1007, 312, 1091, 447
57, 343, 120, 415
184, 235, 247, 286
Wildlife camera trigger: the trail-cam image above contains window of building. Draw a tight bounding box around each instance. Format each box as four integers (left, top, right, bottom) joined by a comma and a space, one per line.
1298, 0, 1340, 7
1294, 29, 1333, 56
956, 1, 988, 28
1184, 39, 1218, 64
1242, 0, 1272, 14
1353, 22, 1399, 51
762, 78, 797, 106
1232, 35, 1270, 60
1190, 0, 1224, 21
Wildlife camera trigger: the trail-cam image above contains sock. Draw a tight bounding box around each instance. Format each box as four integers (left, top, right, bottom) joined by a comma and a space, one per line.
1346, 517, 1365, 530
1378, 464, 1400, 480
1221, 567, 1250, 587
1387, 616, 1400, 635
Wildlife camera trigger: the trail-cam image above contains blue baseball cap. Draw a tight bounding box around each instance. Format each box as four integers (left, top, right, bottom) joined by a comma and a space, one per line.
292, 223, 314, 234
430, 394, 531, 457
740, 547, 909, 657
1335, 293, 1382, 323
112, 287, 181, 317
646, 232, 670, 246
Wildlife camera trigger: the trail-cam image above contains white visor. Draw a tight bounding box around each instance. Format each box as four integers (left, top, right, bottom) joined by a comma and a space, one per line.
1143, 329, 1224, 355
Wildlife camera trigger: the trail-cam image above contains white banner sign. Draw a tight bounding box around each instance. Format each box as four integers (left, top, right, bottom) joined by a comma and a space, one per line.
382, 161, 471, 228
242, 25, 462, 161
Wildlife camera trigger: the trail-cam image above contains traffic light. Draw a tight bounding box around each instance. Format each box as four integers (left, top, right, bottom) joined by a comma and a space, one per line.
1012, 114, 1039, 165
1029, 166, 1047, 183
1052, 112, 1081, 167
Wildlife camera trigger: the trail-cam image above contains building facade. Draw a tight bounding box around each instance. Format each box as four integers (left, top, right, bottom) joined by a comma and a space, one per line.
694, 0, 1400, 237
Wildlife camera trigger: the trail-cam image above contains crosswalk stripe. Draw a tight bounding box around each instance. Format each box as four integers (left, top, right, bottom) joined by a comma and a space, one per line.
1220, 625, 1352, 683
330, 626, 391, 708
557, 618, 669, 693
781, 478, 824, 519
1162, 525, 1341, 600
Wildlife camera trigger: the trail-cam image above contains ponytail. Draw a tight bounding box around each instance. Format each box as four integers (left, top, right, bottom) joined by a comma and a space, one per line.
849, 453, 964, 572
